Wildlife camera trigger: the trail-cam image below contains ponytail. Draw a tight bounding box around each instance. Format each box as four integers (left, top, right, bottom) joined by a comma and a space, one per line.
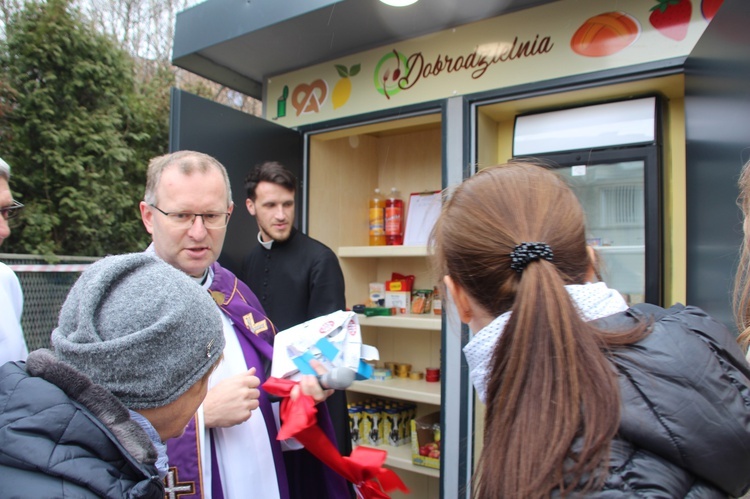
475, 260, 620, 498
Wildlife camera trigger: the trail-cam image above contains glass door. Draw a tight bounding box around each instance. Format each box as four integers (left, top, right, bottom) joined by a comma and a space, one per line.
517, 146, 661, 305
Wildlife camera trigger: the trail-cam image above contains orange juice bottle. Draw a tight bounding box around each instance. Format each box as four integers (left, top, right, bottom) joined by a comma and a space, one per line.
369, 188, 385, 245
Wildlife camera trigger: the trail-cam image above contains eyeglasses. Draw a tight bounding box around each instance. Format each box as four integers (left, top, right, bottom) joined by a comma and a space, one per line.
149, 204, 230, 229
0, 200, 24, 222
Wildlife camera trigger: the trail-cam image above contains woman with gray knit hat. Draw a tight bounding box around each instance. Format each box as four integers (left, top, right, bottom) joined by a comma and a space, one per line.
0, 252, 226, 498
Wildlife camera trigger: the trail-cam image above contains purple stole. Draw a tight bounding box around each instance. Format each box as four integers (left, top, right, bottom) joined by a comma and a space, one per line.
210, 264, 350, 499
164, 263, 349, 499
164, 263, 289, 499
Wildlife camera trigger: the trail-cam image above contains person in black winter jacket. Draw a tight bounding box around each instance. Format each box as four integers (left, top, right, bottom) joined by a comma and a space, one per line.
431, 161, 750, 498
0, 253, 225, 498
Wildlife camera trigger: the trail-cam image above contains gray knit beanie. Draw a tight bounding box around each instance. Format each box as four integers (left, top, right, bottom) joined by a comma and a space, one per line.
51, 253, 225, 409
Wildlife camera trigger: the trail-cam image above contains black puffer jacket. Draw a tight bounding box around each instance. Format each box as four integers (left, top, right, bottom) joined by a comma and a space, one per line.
0, 350, 164, 498
590, 304, 750, 498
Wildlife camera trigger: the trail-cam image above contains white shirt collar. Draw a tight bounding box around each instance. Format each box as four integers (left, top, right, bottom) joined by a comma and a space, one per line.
191, 267, 210, 287
463, 282, 629, 403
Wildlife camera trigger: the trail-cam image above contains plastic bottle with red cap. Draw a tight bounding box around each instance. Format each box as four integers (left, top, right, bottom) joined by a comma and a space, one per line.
385, 187, 403, 245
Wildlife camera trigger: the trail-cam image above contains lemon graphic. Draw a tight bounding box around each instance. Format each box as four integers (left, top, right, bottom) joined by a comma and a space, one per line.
332, 64, 360, 110
332, 78, 351, 109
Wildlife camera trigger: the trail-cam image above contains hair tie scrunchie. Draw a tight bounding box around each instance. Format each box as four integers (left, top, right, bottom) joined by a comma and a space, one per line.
509, 242, 554, 273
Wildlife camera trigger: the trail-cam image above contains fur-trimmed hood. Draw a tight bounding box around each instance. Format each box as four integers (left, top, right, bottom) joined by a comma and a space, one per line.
26, 349, 158, 464
0, 352, 163, 498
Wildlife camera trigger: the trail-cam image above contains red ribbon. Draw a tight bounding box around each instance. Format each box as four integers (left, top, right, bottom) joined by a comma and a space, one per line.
263, 377, 410, 498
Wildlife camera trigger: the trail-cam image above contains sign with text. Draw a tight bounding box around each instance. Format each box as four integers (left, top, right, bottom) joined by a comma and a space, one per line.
265, 0, 715, 127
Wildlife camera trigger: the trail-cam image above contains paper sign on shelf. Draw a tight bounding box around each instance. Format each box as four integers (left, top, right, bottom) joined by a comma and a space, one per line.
270, 310, 379, 382
403, 191, 442, 246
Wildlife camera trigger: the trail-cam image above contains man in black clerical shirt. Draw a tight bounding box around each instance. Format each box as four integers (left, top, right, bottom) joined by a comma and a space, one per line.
241, 161, 352, 499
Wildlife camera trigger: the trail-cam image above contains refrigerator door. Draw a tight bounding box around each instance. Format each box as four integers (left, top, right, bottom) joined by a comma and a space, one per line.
516, 144, 661, 305
558, 160, 647, 304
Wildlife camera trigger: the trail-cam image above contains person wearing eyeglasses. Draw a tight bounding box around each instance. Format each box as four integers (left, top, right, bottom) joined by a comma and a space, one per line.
0, 157, 28, 365
138, 150, 349, 499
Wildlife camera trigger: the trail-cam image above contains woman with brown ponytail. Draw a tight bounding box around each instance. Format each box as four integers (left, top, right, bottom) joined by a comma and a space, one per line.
734, 159, 750, 362
432, 162, 750, 498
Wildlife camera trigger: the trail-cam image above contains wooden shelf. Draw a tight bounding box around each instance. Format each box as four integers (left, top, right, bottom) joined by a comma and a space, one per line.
338, 245, 428, 258
350, 378, 441, 405
310, 120, 444, 499
356, 443, 440, 478
358, 314, 441, 330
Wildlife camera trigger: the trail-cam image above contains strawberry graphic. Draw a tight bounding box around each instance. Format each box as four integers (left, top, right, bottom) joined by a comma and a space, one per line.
649, 0, 692, 41
701, 0, 723, 21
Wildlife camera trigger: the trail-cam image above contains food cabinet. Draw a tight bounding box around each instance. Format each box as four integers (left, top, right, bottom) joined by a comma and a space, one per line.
308, 114, 443, 497
170, 1, 750, 496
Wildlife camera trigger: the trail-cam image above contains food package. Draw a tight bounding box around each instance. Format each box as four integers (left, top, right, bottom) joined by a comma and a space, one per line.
411, 411, 441, 469
369, 282, 385, 307
385, 291, 410, 315
385, 272, 415, 292
411, 289, 433, 314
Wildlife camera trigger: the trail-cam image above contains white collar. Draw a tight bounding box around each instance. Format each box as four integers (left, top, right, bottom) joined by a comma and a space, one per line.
191, 267, 211, 287
463, 282, 629, 403
196, 266, 214, 290
257, 231, 273, 250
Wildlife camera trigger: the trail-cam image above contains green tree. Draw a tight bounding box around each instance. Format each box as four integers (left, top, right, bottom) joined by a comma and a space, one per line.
118, 61, 172, 247
0, 0, 159, 256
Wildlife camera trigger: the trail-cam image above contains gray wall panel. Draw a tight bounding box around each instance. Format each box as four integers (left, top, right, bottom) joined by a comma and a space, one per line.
169, 89, 302, 275
685, 0, 750, 329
